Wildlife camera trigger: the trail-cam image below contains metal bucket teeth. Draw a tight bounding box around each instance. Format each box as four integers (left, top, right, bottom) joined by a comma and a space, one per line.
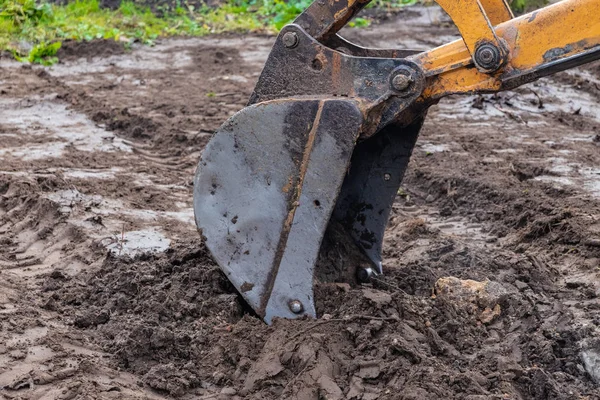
193, 98, 363, 323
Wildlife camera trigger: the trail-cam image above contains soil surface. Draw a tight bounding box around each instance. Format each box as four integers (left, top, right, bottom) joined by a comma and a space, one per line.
2, 6, 600, 400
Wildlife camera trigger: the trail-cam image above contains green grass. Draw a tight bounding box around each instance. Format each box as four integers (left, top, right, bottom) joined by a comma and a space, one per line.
511, 0, 547, 13
0, 0, 284, 64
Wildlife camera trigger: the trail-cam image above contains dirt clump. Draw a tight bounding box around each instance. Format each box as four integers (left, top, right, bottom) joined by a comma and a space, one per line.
48, 240, 269, 396
46, 229, 600, 398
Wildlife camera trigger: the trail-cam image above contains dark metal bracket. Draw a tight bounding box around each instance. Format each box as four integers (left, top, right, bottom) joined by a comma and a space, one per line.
249, 24, 426, 137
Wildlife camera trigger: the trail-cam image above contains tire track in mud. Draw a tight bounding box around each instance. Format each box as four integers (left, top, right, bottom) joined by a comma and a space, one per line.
0, 92, 185, 399
1, 8, 600, 399
0, 36, 272, 397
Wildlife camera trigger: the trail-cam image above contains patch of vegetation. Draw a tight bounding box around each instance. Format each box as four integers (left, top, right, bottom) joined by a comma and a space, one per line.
511, 0, 547, 13
13, 41, 61, 64
0, 0, 269, 64
369, 0, 418, 11
232, 0, 312, 30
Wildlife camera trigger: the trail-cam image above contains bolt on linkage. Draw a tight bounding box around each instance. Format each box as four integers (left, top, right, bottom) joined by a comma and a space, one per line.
474, 43, 503, 72
391, 74, 413, 92
283, 32, 299, 49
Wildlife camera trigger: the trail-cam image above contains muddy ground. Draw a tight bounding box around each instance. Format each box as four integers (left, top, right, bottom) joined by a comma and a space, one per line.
1, 6, 600, 400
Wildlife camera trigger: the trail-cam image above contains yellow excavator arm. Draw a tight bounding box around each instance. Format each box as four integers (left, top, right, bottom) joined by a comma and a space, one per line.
418, 0, 600, 97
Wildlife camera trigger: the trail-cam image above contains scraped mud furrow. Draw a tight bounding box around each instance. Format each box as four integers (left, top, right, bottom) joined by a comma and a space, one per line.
1, 6, 600, 399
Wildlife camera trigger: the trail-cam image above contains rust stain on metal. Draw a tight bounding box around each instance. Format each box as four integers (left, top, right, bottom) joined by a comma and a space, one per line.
332, 51, 341, 91
314, 52, 328, 70
282, 176, 293, 193
333, 8, 346, 20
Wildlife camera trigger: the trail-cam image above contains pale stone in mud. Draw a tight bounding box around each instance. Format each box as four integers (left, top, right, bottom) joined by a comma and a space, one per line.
581, 347, 600, 384
479, 304, 502, 324
435, 277, 508, 322
220, 387, 237, 395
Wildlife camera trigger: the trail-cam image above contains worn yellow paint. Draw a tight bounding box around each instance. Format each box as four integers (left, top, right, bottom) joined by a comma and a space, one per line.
435, 0, 504, 58
478, 0, 513, 25
415, 0, 600, 98
422, 69, 501, 99
505, 0, 600, 70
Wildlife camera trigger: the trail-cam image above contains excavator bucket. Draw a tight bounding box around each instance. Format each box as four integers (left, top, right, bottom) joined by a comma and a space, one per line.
194, 99, 364, 323
194, 0, 600, 323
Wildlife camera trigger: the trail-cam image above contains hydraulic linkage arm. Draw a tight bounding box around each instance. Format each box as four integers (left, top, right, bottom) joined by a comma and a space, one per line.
194, 0, 600, 323
414, 0, 600, 97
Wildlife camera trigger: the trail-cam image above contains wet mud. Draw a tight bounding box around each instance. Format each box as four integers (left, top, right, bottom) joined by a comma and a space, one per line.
1, 6, 600, 399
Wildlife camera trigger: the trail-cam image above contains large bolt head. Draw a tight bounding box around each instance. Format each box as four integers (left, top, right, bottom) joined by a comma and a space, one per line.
391, 73, 413, 92
289, 300, 304, 314
282, 32, 299, 49
357, 267, 374, 283
479, 48, 495, 64
475, 44, 502, 71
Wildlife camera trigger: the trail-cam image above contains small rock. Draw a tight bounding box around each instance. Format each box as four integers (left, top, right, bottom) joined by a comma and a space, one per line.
425, 194, 435, 203
50, 269, 67, 279
581, 347, 600, 383
435, 277, 509, 316
279, 351, 293, 365
566, 280, 584, 289
514, 280, 529, 290
357, 361, 380, 379
369, 319, 384, 332
55, 366, 79, 379
440, 206, 452, 217
362, 289, 392, 307
43, 297, 57, 311
389, 336, 422, 363
479, 304, 502, 324
220, 387, 237, 395
74, 309, 110, 328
